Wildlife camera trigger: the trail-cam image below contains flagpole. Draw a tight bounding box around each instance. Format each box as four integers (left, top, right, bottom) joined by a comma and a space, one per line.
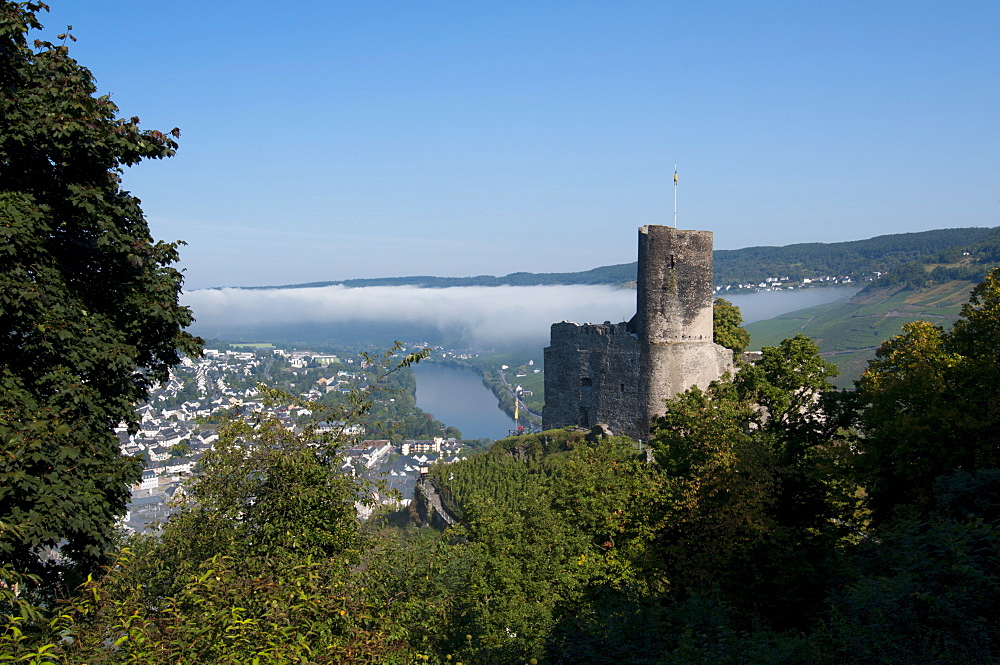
673, 163, 678, 228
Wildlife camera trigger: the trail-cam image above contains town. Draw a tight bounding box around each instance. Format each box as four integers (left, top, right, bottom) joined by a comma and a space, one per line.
120, 344, 473, 532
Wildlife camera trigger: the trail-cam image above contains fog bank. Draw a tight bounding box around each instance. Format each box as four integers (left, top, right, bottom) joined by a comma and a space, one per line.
184, 284, 637, 347
183, 283, 860, 348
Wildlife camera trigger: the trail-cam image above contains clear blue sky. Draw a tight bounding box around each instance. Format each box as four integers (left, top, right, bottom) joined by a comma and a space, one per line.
42, 0, 1000, 290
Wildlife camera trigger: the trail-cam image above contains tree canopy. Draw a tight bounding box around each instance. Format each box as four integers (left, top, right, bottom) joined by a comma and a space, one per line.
857, 267, 1000, 521
713, 297, 751, 354
0, 0, 200, 589
3, 297, 1000, 662
648, 335, 855, 627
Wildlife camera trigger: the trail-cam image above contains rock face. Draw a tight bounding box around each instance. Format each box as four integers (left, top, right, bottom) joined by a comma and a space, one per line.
543, 226, 733, 441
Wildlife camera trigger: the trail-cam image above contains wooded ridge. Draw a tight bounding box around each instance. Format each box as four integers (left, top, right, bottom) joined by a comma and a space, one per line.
231, 226, 999, 290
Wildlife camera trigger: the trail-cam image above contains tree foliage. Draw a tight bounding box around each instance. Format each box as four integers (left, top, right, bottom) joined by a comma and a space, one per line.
3, 317, 999, 662
802, 470, 1000, 665
58, 427, 386, 664
1, 347, 430, 664
0, 1, 200, 588
648, 337, 858, 628
433, 434, 668, 663
712, 297, 750, 354
857, 267, 1000, 521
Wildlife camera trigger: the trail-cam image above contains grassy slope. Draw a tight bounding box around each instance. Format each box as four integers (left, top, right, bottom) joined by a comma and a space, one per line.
746, 280, 974, 388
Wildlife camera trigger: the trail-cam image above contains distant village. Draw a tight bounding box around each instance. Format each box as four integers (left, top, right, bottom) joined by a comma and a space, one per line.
715, 273, 866, 293
121, 346, 472, 533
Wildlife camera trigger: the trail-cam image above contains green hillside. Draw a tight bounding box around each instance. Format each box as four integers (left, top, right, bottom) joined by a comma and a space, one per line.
746, 280, 975, 387
713, 226, 997, 285
734, 228, 1000, 387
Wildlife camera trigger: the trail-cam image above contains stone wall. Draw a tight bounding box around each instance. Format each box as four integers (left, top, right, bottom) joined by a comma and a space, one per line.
543, 226, 733, 441
635, 226, 715, 344
543, 321, 641, 438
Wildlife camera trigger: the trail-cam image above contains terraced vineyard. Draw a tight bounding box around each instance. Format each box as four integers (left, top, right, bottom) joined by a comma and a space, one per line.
746, 280, 975, 387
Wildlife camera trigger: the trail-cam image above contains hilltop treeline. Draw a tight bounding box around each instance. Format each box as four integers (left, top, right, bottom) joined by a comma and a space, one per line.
714, 226, 998, 285
860, 227, 1000, 291
246, 261, 638, 290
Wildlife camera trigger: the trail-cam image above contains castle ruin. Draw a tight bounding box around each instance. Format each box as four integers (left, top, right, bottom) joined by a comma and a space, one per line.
543, 226, 734, 440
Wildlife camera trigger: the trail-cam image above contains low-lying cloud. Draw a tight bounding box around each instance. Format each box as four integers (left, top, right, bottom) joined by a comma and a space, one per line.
183, 284, 637, 347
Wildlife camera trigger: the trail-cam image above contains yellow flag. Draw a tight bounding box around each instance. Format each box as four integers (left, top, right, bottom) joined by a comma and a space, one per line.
673, 170, 678, 185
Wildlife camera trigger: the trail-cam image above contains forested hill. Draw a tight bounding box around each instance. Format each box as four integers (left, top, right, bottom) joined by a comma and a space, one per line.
237, 226, 998, 290
715, 226, 999, 285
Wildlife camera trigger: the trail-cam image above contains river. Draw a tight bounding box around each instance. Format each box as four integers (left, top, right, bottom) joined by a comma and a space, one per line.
412, 363, 517, 440
413, 286, 860, 441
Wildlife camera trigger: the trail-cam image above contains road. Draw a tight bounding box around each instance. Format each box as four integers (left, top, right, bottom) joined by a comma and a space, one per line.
497, 369, 542, 420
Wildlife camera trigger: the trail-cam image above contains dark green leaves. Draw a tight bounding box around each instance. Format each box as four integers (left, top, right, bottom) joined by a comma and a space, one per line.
1, 0, 200, 590
858, 267, 1000, 521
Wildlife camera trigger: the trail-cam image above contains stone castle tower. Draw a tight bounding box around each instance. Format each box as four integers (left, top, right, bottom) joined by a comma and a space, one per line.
543, 226, 733, 440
